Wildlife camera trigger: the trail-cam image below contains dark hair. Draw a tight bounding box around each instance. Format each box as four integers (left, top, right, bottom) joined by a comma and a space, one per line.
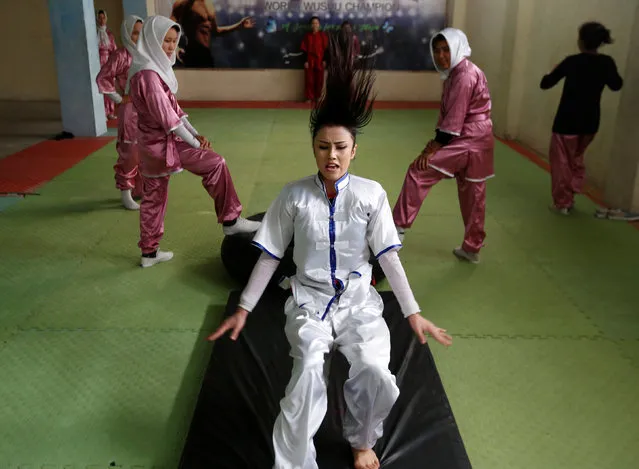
310, 16, 320, 24
432, 33, 446, 45
341, 21, 351, 27
579, 22, 613, 50
309, 31, 376, 141
97, 10, 106, 16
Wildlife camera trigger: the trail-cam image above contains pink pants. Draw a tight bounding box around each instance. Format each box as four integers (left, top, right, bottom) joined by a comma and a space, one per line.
549, 133, 595, 209
393, 161, 487, 254
114, 141, 140, 191
138, 142, 243, 254
114, 102, 141, 194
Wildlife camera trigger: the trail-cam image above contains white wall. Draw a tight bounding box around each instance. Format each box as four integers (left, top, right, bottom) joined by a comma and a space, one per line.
604, 3, 639, 211
1, 0, 58, 101
462, 0, 514, 136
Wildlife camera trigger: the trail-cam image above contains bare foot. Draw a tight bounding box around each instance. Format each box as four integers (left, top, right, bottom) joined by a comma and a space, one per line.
352, 448, 379, 469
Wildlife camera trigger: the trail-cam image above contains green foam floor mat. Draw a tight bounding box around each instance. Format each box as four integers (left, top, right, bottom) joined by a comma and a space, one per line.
0, 108, 637, 468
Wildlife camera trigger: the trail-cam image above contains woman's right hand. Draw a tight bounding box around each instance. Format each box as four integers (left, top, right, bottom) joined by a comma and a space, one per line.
206, 307, 249, 342
407, 314, 453, 347
414, 150, 432, 171
304, 62, 309, 69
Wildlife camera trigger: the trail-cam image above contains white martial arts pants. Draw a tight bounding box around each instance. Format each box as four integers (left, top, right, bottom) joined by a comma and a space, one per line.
272, 292, 400, 469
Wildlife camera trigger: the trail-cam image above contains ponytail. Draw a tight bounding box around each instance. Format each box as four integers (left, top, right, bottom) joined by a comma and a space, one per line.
579, 22, 614, 50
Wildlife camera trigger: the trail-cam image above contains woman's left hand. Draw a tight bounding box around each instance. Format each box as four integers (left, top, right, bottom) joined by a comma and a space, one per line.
407, 314, 453, 347
425, 139, 443, 154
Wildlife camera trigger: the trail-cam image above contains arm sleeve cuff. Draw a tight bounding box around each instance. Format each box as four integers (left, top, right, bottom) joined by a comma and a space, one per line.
181, 116, 199, 137
238, 252, 281, 312
173, 123, 200, 148
434, 129, 455, 145
106, 92, 123, 104
378, 250, 421, 318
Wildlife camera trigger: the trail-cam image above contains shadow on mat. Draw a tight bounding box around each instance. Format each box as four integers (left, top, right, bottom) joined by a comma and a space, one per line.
2, 198, 129, 218
152, 303, 228, 468
177, 257, 238, 296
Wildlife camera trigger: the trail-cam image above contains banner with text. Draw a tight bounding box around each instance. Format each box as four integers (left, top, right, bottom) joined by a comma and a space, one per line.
156, 0, 447, 70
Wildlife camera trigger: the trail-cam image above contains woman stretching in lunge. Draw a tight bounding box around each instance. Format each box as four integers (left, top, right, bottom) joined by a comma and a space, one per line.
127, 16, 260, 268
393, 28, 494, 264
208, 32, 452, 469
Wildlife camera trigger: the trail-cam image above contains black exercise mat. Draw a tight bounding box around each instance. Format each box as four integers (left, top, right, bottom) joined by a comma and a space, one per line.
179, 289, 472, 469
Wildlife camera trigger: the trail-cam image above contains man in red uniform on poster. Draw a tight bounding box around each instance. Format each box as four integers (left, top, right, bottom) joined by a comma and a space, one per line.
301, 16, 328, 103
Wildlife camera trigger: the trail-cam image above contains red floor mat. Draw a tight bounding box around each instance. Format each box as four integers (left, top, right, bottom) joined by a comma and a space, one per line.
0, 137, 114, 194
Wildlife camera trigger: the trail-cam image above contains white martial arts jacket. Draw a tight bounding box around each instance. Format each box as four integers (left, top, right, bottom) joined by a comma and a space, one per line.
252, 172, 402, 320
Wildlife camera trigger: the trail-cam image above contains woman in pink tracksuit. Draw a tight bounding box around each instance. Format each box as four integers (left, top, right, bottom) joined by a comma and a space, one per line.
96, 10, 118, 120
393, 28, 494, 264
540, 22, 623, 215
96, 15, 145, 211
127, 15, 260, 268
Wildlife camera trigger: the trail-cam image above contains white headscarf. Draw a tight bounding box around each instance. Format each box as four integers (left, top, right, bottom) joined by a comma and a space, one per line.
126, 16, 182, 94
97, 10, 110, 47
121, 15, 144, 54
430, 28, 472, 80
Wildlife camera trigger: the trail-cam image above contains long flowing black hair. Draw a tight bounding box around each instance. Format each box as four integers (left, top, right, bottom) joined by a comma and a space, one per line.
309, 30, 376, 142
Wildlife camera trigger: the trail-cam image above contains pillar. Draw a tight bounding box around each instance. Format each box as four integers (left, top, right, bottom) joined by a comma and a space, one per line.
122, 0, 150, 18
604, 2, 639, 212
48, 0, 107, 137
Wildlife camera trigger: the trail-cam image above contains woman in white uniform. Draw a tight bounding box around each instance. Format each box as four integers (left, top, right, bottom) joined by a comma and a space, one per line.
208, 32, 453, 469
